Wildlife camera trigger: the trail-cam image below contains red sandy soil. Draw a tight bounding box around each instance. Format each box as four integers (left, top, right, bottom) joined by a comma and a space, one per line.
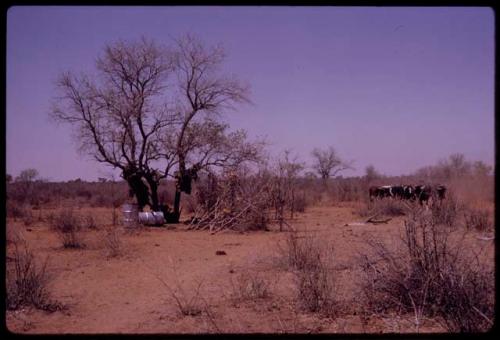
6, 204, 494, 334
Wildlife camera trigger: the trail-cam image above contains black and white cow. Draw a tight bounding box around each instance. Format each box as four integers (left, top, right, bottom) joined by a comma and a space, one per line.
414, 185, 432, 204
369, 185, 394, 201
391, 185, 405, 199
435, 185, 447, 200
402, 185, 415, 200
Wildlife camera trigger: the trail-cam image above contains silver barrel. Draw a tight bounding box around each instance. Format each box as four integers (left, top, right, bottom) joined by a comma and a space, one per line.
138, 211, 165, 226
122, 203, 139, 228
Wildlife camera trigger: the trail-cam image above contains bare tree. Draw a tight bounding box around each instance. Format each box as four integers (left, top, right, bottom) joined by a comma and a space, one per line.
311, 146, 353, 184
51, 38, 177, 211
12, 168, 39, 204
15, 169, 39, 183
51, 35, 260, 222
162, 35, 257, 222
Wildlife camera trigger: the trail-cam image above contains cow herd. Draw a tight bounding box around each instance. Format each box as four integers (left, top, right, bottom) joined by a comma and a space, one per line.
369, 184, 447, 205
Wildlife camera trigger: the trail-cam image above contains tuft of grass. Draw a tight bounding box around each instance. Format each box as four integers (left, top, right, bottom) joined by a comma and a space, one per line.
230, 271, 270, 305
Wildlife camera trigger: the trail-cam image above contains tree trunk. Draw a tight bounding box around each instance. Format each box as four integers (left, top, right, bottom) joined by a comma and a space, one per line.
144, 175, 160, 211
172, 188, 181, 223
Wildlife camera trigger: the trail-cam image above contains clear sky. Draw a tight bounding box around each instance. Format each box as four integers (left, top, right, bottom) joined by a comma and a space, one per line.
6, 6, 495, 181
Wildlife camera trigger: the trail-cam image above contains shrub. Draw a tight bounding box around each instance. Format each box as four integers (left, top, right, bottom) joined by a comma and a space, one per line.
430, 192, 460, 227
295, 262, 336, 316
464, 208, 492, 232
280, 231, 322, 271
291, 192, 307, 213
51, 209, 85, 248
101, 227, 122, 258
359, 208, 494, 332
279, 231, 338, 316
6, 242, 63, 312
6, 224, 22, 245
6, 201, 31, 220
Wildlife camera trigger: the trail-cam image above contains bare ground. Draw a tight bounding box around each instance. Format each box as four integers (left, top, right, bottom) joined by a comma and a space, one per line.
6, 204, 494, 334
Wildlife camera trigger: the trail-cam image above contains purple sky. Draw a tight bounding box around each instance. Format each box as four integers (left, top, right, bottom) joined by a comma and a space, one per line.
6, 6, 494, 181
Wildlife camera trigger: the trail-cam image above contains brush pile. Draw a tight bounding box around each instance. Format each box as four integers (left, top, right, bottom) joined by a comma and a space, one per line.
188, 170, 272, 233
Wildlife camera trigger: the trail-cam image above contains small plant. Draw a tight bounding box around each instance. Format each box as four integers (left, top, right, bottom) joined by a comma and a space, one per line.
278, 230, 338, 316
230, 272, 270, 304
295, 261, 336, 316
51, 209, 85, 248
279, 231, 322, 271
101, 227, 122, 258
6, 241, 63, 312
83, 214, 98, 230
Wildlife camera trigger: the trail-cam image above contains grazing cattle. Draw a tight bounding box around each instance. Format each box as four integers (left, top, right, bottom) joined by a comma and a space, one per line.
402, 185, 415, 200
435, 185, 447, 200
415, 185, 433, 205
369, 185, 394, 201
369, 184, 445, 205
391, 185, 405, 199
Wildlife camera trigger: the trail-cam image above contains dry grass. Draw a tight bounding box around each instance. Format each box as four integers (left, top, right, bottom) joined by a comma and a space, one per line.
464, 207, 492, 232
356, 199, 409, 218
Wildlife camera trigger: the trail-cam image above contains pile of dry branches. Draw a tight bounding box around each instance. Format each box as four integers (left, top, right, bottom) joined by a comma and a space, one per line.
188, 170, 273, 233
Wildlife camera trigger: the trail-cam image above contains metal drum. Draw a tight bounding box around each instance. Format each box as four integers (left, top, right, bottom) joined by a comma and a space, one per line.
138, 211, 165, 226
122, 203, 139, 228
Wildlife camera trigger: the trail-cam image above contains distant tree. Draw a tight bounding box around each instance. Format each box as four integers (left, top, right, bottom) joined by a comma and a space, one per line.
6, 174, 12, 183
472, 161, 492, 178
13, 168, 39, 204
98, 177, 107, 183
364, 164, 381, 183
15, 168, 38, 183
304, 171, 317, 180
270, 150, 304, 225
448, 153, 472, 177
311, 146, 353, 184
